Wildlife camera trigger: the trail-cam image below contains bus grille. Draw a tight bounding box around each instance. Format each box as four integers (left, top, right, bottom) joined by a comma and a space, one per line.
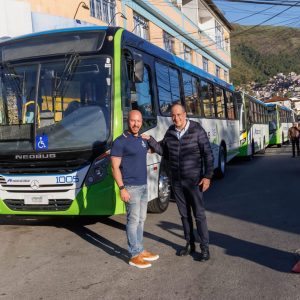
4, 199, 72, 211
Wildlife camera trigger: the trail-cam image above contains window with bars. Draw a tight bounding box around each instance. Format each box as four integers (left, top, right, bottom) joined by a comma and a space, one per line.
90, 0, 116, 25
183, 44, 192, 63
203, 57, 208, 72
163, 31, 175, 54
216, 65, 220, 78
224, 70, 228, 82
225, 37, 230, 52
133, 12, 149, 41
215, 20, 224, 49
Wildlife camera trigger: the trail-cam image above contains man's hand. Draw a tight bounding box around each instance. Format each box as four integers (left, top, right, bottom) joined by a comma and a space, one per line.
141, 134, 150, 140
199, 178, 211, 192
120, 188, 131, 202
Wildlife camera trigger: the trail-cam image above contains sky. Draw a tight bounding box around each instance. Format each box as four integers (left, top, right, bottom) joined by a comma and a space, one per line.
214, 1, 300, 28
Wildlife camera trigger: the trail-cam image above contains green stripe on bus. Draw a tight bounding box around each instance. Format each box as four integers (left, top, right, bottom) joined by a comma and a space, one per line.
112, 28, 126, 215
113, 28, 124, 140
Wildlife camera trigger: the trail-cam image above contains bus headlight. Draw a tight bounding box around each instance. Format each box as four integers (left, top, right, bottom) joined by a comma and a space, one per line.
84, 153, 110, 187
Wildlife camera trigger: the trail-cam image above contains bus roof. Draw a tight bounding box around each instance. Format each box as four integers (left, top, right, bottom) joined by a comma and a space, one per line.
266, 102, 292, 111
0, 26, 110, 45
0, 26, 234, 92
238, 91, 266, 106
121, 29, 234, 92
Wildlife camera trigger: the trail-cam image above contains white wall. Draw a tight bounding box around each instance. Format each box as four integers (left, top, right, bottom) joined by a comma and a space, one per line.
0, 0, 32, 38
32, 12, 95, 33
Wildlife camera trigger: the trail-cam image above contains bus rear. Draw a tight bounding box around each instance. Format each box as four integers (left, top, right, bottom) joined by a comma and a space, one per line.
0, 27, 124, 216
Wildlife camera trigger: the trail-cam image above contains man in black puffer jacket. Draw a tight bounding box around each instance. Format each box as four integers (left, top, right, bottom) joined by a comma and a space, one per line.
143, 103, 214, 261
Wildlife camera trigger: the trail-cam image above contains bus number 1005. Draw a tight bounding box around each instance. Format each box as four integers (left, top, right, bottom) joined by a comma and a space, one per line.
56, 176, 79, 184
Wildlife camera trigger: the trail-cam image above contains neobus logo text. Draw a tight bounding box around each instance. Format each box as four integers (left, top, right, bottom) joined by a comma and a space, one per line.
15, 153, 57, 160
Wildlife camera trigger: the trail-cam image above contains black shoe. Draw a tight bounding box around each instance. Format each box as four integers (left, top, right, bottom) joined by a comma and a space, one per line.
199, 245, 210, 261
178, 243, 195, 256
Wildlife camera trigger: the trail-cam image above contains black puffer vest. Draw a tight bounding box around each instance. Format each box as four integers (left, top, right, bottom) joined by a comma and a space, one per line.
148, 120, 214, 181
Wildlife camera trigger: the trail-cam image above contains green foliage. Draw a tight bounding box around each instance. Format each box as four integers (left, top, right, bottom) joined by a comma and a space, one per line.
231, 24, 300, 86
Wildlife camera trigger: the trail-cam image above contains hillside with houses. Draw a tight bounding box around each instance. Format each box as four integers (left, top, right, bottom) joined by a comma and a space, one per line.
238, 72, 300, 114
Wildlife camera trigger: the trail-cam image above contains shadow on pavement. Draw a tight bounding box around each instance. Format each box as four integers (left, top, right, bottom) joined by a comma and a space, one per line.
65, 225, 130, 264
0, 215, 181, 262
99, 217, 182, 252
157, 220, 294, 273
210, 231, 295, 273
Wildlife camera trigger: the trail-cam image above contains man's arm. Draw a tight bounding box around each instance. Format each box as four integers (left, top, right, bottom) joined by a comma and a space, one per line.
198, 126, 214, 192
111, 156, 130, 202
142, 134, 166, 156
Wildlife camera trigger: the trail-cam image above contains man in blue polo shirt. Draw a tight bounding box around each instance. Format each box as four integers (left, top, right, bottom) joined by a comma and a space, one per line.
111, 110, 159, 268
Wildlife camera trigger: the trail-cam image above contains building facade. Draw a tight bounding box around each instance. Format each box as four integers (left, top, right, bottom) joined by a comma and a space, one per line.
0, 0, 232, 82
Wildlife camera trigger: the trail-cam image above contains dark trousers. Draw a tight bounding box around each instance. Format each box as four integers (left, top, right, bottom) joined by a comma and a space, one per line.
291, 138, 300, 157
172, 178, 209, 246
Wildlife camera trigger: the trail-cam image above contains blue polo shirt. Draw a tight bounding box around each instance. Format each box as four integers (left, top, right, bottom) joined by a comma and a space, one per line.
110, 131, 149, 186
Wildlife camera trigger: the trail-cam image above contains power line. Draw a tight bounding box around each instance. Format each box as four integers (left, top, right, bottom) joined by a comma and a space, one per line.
223, 0, 300, 6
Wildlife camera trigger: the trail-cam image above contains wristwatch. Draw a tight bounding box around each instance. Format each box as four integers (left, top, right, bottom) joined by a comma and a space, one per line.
119, 185, 125, 190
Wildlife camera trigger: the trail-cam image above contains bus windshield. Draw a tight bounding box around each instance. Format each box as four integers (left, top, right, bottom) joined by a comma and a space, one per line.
0, 55, 111, 152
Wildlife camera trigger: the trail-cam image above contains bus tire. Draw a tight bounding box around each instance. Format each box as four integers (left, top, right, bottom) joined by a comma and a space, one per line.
214, 145, 226, 179
147, 172, 170, 213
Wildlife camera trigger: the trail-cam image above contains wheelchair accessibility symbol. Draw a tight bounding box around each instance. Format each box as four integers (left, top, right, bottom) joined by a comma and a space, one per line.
35, 135, 48, 151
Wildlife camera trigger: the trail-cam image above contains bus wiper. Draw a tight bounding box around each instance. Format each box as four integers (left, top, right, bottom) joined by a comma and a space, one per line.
54, 53, 79, 98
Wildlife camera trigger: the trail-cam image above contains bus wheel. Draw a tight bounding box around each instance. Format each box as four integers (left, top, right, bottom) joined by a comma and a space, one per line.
147, 173, 170, 213
214, 145, 226, 179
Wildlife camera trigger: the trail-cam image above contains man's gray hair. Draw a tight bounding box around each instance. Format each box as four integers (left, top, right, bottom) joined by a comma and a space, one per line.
171, 102, 186, 112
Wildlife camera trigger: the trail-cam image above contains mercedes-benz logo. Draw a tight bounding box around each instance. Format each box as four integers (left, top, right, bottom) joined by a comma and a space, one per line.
30, 180, 40, 190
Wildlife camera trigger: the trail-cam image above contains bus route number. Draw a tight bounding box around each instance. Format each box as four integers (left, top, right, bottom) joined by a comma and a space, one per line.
56, 176, 79, 184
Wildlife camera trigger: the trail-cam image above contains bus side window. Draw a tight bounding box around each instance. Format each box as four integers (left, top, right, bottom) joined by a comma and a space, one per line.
182, 72, 202, 117
200, 80, 215, 118
225, 91, 236, 120
215, 86, 226, 119
155, 61, 181, 115
134, 66, 157, 130
122, 54, 156, 130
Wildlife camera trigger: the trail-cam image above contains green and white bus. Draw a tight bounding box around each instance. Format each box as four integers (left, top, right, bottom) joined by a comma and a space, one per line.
267, 103, 294, 147
0, 26, 239, 216
236, 91, 269, 157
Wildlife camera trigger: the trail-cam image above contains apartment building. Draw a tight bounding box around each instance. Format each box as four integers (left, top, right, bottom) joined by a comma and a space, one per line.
0, 0, 232, 82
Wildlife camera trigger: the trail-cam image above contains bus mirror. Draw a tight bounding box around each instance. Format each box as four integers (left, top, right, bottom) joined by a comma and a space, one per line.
134, 60, 144, 83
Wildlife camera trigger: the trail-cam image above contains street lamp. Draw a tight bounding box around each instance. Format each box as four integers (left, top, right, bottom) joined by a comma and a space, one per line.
73, 1, 89, 19
108, 12, 127, 26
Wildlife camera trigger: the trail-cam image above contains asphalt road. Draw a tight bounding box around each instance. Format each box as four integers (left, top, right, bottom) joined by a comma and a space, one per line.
0, 145, 299, 300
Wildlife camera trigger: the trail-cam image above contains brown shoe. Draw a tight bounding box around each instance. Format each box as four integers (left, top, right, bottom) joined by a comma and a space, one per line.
140, 250, 159, 261
129, 255, 151, 268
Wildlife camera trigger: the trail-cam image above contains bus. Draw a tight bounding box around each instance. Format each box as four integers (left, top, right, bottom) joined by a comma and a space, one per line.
267, 103, 294, 147
0, 26, 239, 216
236, 91, 269, 158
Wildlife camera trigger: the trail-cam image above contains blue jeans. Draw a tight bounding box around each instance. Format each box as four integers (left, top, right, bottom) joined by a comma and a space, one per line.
125, 185, 148, 258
